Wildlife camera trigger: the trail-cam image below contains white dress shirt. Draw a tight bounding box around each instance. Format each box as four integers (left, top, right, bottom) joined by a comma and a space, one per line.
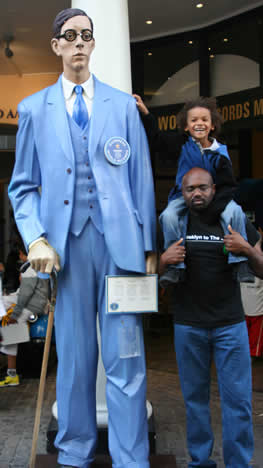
61, 73, 94, 118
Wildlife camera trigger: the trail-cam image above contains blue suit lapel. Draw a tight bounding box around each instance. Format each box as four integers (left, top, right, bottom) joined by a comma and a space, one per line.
88, 76, 111, 162
47, 75, 74, 165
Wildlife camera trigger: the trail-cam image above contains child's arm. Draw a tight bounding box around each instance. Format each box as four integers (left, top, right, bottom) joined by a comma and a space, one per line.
215, 155, 237, 192
133, 94, 185, 159
209, 155, 237, 221
198, 156, 237, 224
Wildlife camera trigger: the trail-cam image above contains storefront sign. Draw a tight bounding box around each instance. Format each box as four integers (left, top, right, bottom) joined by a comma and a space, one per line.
0, 108, 18, 121
217, 98, 263, 122
151, 87, 263, 132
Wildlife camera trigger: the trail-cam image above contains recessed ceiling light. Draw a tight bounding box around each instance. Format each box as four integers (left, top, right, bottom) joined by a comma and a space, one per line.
188, 40, 193, 44
196, 2, 204, 8
146, 20, 152, 25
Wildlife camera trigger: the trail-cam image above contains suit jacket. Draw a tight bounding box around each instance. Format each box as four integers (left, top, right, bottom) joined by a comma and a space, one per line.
9, 75, 156, 273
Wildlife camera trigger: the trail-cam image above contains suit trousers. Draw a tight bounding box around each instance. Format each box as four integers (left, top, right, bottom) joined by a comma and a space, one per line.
54, 220, 149, 468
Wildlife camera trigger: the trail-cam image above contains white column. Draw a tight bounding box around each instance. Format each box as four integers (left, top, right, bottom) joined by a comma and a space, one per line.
71, 0, 132, 428
70, 0, 152, 428
72, 0, 132, 93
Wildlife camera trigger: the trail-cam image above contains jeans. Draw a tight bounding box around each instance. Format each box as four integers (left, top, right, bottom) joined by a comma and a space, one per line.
174, 322, 254, 468
159, 198, 248, 269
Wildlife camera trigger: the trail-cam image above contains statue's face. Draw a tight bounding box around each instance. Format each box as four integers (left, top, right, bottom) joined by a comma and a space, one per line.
51, 15, 95, 81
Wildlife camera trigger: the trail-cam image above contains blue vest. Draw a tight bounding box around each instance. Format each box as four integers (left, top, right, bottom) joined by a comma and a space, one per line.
68, 115, 103, 236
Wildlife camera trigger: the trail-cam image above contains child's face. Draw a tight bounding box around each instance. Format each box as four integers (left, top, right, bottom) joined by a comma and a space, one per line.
185, 107, 214, 147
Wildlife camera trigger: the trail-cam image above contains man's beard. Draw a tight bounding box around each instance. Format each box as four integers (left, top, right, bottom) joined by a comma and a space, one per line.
190, 197, 218, 225
190, 197, 209, 212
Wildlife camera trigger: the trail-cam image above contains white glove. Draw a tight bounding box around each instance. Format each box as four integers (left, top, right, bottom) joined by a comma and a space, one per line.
28, 237, 60, 274
146, 252, 158, 274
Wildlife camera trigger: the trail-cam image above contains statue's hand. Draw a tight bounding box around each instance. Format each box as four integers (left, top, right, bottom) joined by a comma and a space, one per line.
28, 237, 60, 274
146, 252, 158, 274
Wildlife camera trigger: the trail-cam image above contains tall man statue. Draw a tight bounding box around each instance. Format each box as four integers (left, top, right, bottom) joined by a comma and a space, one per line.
8, 8, 156, 468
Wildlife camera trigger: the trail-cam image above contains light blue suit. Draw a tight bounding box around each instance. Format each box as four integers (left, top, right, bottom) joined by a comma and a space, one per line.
9, 75, 156, 468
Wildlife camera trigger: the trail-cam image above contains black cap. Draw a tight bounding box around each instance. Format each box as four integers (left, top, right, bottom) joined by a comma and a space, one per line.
52, 8, 93, 38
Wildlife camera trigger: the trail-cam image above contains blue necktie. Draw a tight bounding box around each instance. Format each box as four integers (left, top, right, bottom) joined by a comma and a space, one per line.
72, 85, 89, 130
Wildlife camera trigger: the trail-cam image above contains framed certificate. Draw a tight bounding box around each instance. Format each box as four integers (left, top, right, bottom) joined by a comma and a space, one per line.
106, 274, 158, 314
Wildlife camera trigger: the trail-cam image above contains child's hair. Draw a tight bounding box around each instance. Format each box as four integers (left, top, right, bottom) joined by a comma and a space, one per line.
177, 97, 223, 138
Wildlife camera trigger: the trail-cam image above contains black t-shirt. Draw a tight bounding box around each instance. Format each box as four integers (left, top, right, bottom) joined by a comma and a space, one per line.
171, 214, 259, 328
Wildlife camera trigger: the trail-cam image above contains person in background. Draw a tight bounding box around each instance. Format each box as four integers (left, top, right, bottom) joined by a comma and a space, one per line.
2, 244, 20, 293
0, 246, 49, 387
241, 228, 263, 359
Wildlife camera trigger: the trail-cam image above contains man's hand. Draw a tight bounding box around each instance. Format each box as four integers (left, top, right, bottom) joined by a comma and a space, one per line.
28, 238, 60, 274
159, 239, 185, 274
224, 224, 249, 255
133, 94, 150, 116
146, 252, 157, 274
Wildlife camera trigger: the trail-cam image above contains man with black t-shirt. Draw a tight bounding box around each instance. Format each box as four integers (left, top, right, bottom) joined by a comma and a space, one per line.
160, 167, 263, 468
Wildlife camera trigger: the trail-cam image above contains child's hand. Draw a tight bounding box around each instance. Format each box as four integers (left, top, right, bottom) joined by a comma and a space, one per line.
133, 94, 150, 116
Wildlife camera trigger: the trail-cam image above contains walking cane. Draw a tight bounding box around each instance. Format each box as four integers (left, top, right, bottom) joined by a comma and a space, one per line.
20, 264, 58, 468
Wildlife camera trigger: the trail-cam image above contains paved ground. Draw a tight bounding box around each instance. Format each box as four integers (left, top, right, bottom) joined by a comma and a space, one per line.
1, 321, 263, 467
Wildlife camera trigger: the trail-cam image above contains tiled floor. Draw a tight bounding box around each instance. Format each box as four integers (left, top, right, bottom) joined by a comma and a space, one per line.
1, 324, 263, 467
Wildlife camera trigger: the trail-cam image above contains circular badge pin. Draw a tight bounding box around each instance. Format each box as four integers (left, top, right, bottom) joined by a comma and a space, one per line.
104, 137, 131, 166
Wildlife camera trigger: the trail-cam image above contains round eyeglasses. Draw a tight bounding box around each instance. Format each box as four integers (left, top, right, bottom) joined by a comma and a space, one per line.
56, 29, 93, 42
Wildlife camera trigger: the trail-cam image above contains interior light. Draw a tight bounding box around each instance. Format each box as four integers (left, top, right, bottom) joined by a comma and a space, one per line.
196, 3, 204, 8
223, 38, 228, 42
148, 52, 152, 56
146, 20, 152, 25
208, 47, 211, 51
188, 40, 193, 44
210, 54, 215, 59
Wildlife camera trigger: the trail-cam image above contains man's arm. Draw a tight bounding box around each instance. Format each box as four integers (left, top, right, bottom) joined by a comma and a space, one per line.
224, 224, 263, 278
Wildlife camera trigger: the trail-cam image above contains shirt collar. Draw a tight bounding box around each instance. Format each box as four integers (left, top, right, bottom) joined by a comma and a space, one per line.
62, 73, 94, 101
207, 138, 220, 151
192, 136, 220, 154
